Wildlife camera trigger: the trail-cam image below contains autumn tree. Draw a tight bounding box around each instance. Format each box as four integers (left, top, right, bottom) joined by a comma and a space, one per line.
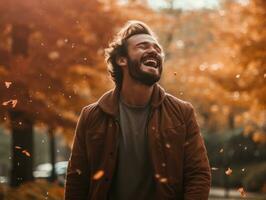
155, 0, 265, 140
0, 0, 124, 186
208, 0, 266, 141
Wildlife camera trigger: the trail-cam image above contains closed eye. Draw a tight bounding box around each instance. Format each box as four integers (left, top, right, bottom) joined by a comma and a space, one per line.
137, 42, 162, 54
137, 43, 148, 49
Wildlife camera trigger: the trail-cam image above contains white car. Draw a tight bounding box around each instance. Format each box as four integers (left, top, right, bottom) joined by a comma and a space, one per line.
33, 161, 68, 185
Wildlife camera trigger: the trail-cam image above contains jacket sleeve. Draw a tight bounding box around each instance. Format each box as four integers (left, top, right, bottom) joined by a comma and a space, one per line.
183, 103, 211, 200
64, 107, 90, 200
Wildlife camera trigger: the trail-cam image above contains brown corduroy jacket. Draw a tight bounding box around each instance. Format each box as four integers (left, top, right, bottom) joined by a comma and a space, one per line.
64, 84, 211, 200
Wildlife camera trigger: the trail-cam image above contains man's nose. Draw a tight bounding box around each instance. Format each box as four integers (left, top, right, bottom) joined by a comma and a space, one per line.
147, 45, 158, 54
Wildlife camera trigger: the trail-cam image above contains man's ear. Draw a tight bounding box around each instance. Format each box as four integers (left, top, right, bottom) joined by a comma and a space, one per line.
116, 56, 127, 67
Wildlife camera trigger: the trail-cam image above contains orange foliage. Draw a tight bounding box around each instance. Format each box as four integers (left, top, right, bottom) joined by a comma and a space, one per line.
159, 0, 265, 141
4, 180, 64, 200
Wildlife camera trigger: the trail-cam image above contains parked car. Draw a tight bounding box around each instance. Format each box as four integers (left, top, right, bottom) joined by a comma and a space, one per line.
33, 161, 68, 185
0, 176, 8, 184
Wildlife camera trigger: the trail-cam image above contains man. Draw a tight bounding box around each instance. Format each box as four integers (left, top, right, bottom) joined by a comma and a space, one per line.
65, 20, 211, 200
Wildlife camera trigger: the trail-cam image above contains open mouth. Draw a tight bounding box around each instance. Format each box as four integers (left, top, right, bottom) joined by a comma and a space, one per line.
142, 56, 160, 69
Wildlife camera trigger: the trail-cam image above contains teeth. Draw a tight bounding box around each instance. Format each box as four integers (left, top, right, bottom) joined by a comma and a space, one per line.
143, 58, 157, 67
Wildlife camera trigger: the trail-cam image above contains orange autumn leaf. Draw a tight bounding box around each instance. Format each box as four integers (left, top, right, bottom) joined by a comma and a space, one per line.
5, 81, 12, 88
225, 167, 233, 176
2, 99, 18, 108
93, 170, 104, 180
155, 174, 160, 179
159, 178, 168, 183
22, 150, 31, 157
15, 146, 22, 149
238, 187, 247, 197
2, 100, 11, 106
76, 169, 82, 175
11, 99, 18, 108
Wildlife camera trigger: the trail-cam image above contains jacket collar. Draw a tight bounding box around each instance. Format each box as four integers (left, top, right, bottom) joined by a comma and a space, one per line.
98, 83, 166, 116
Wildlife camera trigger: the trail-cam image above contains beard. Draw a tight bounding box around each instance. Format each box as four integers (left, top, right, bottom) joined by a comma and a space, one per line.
127, 55, 162, 86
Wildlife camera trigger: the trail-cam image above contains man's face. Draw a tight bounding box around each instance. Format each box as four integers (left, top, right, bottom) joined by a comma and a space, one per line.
125, 34, 164, 86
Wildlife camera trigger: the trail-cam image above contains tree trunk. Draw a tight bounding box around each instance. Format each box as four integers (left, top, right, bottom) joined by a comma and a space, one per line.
9, 110, 34, 187
228, 111, 235, 130
48, 128, 57, 182
9, 23, 33, 187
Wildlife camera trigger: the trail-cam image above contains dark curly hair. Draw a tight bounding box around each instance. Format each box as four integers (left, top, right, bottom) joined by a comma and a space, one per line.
104, 20, 157, 89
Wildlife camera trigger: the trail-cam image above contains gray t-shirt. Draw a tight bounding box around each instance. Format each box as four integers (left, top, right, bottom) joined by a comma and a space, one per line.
108, 98, 155, 200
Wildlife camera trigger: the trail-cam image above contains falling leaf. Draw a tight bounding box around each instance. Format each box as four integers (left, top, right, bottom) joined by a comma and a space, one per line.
15, 146, 22, 149
76, 169, 82, 175
2, 99, 18, 108
219, 148, 224, 153
238, 187, 246, 197
159, 178, 167, 183
93, 170, 104, 180
155, 174, 160, 179
225, 167, 233, 176
5, 82, 12, 88
211, 167, 219, 171
22, 150, 31, 157
11, 99, 18, 108
2, 100, 11, 106
165, 143, 171, 148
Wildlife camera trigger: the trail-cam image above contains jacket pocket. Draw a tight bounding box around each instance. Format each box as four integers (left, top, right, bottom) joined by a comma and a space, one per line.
89, 131, 105, 141
163, 124, 186, 145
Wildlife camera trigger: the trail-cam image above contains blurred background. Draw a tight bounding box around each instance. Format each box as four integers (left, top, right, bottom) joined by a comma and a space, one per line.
0, 0, 265, 199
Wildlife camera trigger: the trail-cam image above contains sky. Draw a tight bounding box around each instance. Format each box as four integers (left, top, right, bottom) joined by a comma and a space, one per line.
147, 0, 220, 10
118, 0, 250, 11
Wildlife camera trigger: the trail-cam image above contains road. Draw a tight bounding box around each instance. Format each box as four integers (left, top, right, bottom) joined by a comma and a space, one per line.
209, 187, 266, 200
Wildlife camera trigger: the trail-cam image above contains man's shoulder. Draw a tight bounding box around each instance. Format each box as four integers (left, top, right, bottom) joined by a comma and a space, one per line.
163, 92, 195, 119
81, 102, 102, 119
164, 92, 194, 110
83, 101, 99, 110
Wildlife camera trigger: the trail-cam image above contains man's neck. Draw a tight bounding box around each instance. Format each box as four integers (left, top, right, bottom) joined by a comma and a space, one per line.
120, 81, 154, 107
